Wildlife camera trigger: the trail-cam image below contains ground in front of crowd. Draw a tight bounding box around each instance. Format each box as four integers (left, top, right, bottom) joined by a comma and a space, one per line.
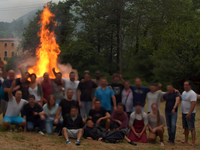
0, 101, 199, 150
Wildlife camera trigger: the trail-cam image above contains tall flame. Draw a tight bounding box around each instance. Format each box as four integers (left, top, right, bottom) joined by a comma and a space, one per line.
28, 6, 60, 78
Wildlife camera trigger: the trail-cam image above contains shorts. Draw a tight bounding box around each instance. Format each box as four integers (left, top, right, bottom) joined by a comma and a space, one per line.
3, 116, 25, 125
63, 129, 79, 139
182, 113, 195, 130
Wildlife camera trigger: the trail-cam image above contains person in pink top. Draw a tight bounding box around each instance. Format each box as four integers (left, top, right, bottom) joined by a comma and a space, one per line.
110, 103, 129, 130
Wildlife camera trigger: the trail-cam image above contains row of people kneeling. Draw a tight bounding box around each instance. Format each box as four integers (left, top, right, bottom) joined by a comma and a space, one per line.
2, 80, 164, 146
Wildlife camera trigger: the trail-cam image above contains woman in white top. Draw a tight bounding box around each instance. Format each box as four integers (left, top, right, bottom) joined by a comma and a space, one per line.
28, 73, 43, 106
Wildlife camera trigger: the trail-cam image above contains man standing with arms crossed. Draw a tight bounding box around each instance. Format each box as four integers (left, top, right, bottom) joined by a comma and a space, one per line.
180, 81, 197, 146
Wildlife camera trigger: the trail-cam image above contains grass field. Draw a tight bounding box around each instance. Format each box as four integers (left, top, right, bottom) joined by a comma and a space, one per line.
0, 101, 199, 150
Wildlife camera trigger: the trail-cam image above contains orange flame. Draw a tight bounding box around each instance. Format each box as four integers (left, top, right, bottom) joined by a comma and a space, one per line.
28, 6, 60, 78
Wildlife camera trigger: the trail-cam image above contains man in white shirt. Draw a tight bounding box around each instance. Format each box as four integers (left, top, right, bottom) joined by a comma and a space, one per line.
3, 80, 28, 131
62, 71, 79, 101
180, 80, 197, 146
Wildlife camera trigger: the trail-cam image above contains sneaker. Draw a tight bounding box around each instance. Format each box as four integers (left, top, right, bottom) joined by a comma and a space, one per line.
160, 142, 164, 146
66, 140, 71, 144
38, 131, 44, 135
75, 141, 80, 146
129, 141, 137, 146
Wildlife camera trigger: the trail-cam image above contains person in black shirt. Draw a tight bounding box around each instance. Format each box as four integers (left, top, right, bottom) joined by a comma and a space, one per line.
63, 106, 83, 146
161, 84, 180, 144
108, 73, 124, 106
17, 65, 30, 100
78, 71, 98, 119
89, 100, 111, 130
83, 119, 136, 145
23, 95, 45, 135
54, 89, 79, 124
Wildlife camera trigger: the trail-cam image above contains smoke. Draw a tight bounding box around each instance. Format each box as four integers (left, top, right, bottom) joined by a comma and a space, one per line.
15, 56, 79, 81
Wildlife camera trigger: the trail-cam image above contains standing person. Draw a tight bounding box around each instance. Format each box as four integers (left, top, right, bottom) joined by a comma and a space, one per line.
3, 80, 27, 131
78, 71, 98, 119
62, 106, 83, 145
93, 70, 101, 86
148, 103, 165, 146
52, 72, 65, 105
93, 77, 116, 113
41, 95, 61, 134
2, 70, 20, 115
180, 81, 197, 146
121, 80, 133, 118
23, 95, 45, 135
130, 78, 150, 112
41, 72, 53, 104
28, 73, 43, 106
110, 103, 129, 130
147, 84, 164, 113
108, 73, 124, 105
162, 84, 180, 144
17, 65, 30, 100
62, 71, 79, 101
89, 100, 111, 130
54, 89, 79, 123
128, 102, 148, 143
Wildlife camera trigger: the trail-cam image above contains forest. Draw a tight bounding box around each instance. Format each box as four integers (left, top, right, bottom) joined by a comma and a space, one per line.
6, 0, 200, 92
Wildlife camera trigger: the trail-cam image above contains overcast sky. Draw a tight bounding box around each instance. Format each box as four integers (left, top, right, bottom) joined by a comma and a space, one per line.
0, 0, 60, 22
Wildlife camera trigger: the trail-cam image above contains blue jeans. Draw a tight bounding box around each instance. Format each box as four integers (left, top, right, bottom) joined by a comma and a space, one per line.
165, 111, 177, 143
26, 118, 45, 132
45, 119, 62, 134
80, 101, 92, 119
132, 107, 144, 112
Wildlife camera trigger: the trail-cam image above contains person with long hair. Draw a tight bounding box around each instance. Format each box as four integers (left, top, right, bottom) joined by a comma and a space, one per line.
148, 103, 165, 146
28, 73, 43, 106
40, 95, 61, 134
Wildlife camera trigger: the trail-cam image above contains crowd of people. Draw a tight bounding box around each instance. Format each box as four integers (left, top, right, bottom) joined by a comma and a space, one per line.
0, 61, 198, 147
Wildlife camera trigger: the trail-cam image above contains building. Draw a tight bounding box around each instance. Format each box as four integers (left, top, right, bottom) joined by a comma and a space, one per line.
0, 38, 19, 64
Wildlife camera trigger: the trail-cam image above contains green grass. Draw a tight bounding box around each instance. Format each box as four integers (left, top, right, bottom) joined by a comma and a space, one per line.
0, 101, 199, 149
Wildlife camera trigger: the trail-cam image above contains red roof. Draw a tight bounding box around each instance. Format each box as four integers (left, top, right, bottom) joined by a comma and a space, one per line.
0, 38, 18, 41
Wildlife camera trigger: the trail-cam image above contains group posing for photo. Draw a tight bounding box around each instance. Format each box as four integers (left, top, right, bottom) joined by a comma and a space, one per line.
0, 62, 198, 146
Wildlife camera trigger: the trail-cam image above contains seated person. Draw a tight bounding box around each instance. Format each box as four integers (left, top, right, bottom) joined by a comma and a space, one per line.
23, 95, 45, 135
110, 103, 129, 130
3, 80, 28, 131
62, 106, 83, 146
148, 103, 165, 146
54, 89, 79, 124
83, 119, 137, 145
128, 102, 148, 143
40, 95, 62, 134
89, 100, 111, 130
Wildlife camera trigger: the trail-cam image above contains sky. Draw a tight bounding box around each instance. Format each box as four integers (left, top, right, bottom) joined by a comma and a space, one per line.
0, 0, 60, 22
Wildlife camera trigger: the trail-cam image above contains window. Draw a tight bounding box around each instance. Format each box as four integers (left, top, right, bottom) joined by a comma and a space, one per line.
11, 51, 14, 56
4, 43, 7, 47
12, 43, 14, 47
4, 51, 7, 57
